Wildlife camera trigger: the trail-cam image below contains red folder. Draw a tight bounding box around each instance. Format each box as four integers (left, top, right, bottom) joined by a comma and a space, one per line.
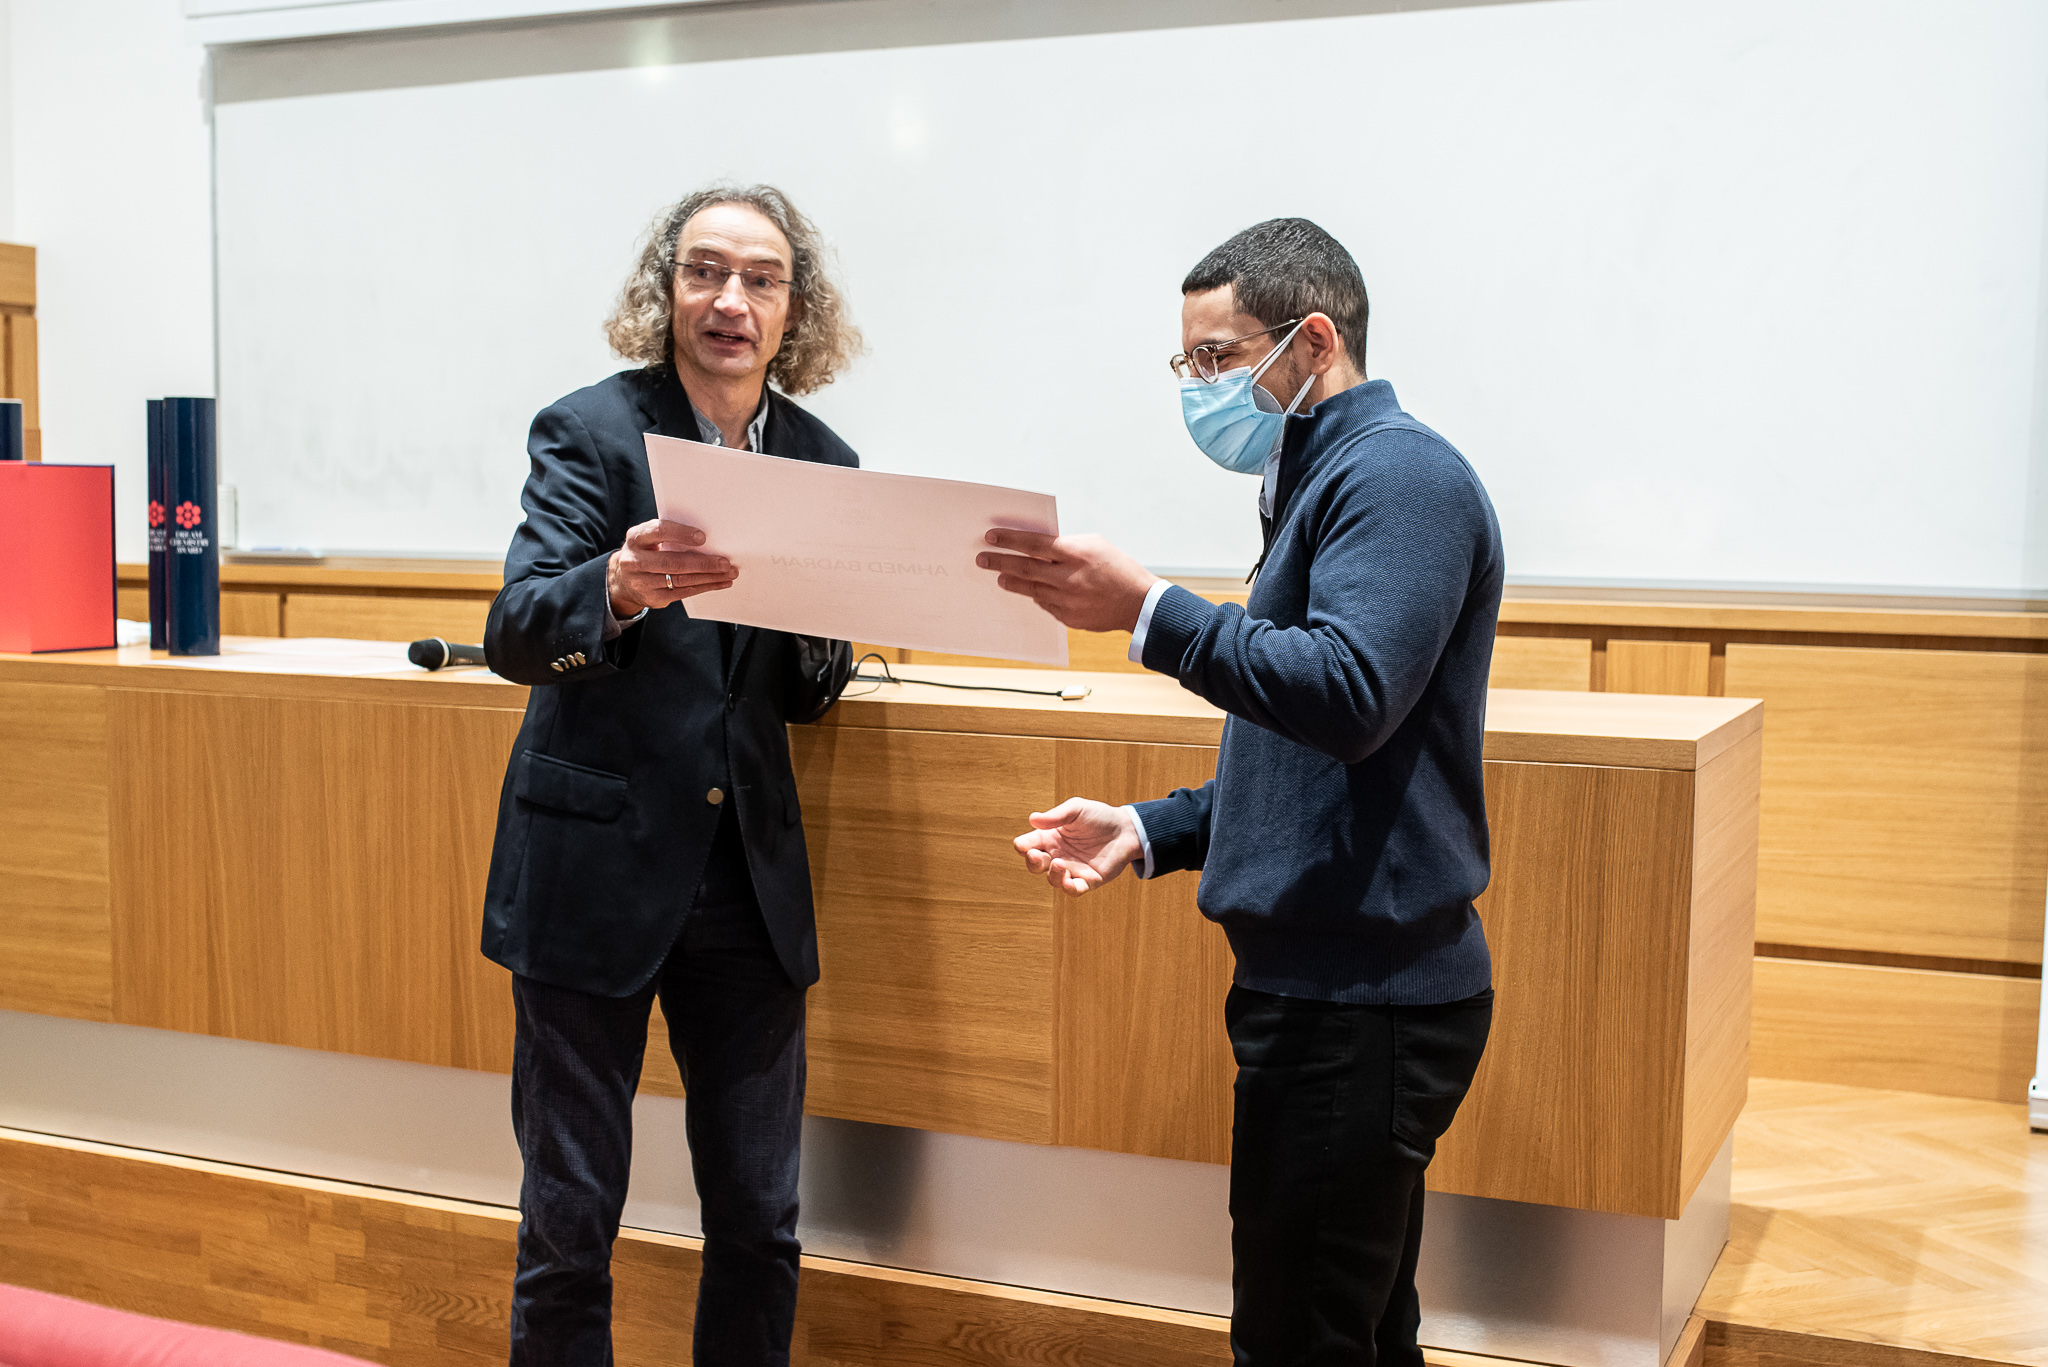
0, 462, 116, 653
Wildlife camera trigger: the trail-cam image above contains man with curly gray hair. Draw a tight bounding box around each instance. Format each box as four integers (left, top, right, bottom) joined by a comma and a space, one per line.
480, 184, 864, 1367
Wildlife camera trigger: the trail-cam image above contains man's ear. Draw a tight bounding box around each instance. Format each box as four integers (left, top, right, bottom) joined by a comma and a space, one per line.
1302, 313, 1341, 375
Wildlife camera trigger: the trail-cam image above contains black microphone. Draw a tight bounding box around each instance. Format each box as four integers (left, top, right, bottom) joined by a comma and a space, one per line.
408, 637, 488, 671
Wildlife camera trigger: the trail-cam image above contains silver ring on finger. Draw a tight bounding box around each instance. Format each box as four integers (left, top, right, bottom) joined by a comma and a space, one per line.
666, 574, 674, 589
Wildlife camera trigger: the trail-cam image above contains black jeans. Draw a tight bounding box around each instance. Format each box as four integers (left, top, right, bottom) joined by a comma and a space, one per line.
1227, 984, 1493, 1367
507, 820, 806, 1367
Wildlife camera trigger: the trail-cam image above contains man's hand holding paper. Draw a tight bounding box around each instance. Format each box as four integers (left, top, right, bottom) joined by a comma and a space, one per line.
644, 432, 1071, 665
605, 518, 736, 617
975, 529, 1162, 633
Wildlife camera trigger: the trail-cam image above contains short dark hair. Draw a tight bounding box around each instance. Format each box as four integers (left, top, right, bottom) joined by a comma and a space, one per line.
1182, 218, 1369, 369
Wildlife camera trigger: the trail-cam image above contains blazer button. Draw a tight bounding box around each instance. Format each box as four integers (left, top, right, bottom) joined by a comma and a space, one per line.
706, 787, 725, 805
550, 660, 565, 672
572, 651, 586, 666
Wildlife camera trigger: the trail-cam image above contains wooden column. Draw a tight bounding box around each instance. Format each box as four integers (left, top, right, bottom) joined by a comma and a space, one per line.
0, 242, 37, 459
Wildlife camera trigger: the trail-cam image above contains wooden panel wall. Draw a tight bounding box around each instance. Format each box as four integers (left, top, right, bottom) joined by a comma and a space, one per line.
1609, 639, 1711, 696
1749, 958, 2039, 1102
222, 591, 284, 636
1724, 644, 2048, 967
0, 1128, 1235, 1367
889, 630, 1140, 674
0, 681, 112, 1021
112, 590, 281, 634
1498, 615, 2048, 1106
284, 593, 491, 643
875, 586, 1255, 675
0, 241, 37, 460
0, 242, 36, 308
1489, 635, 1592, 690
107, 688, 523, 1072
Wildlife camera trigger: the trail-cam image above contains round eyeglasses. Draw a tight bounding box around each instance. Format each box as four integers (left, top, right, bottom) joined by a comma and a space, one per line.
1169, 319, 1303, 383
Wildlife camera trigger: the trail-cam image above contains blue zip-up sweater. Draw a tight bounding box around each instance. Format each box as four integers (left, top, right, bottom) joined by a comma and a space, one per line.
1133, 378, 1502, 1005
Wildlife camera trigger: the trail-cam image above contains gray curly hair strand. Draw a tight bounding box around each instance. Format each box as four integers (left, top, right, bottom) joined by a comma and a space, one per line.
604, 183, 862, 397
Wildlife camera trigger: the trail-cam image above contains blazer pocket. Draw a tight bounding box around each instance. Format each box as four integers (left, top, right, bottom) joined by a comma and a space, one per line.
515, 751, 630, 821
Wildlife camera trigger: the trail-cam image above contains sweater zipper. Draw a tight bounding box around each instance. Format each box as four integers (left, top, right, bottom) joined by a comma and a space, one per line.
1247, 511, 1274, 586
1247, 415, 1412, 586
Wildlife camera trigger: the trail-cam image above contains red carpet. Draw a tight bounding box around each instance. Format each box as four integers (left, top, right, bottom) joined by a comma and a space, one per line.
0, 1284, 379, 1367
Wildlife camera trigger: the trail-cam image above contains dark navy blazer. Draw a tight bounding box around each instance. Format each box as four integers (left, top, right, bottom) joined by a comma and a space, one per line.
481, 365, 857, 996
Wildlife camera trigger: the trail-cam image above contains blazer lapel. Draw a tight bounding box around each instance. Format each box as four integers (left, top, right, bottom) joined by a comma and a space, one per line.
648, 368, 799, 683
644, 364, 699, 440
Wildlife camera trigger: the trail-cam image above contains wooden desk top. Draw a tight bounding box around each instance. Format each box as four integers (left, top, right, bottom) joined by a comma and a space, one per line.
1482, 686, 1759, 769
828, 670, 1755, 768
3, 640, 1759, 769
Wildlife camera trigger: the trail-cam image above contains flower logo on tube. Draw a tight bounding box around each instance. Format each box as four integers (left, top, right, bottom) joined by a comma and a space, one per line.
175, 500, 202, 530
148, 500, 165, 528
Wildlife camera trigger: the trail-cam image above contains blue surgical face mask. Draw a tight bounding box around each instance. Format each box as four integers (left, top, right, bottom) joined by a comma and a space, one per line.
1180, 320, 1316, 474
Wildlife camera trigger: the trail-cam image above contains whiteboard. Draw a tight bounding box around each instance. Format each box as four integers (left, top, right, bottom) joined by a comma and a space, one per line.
186, 0, 711, 46
213, 0, 2048, 588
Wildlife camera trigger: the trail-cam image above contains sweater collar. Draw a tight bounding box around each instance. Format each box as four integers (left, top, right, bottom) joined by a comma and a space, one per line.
1272, 377, 1403, 519
1293, 376, 1402, 444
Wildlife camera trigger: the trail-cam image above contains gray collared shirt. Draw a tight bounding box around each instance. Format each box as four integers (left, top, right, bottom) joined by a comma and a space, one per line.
695, 392, 770, 454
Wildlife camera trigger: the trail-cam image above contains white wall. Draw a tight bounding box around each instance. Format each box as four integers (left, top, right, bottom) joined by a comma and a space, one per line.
0, 3, 14, 238
5, 1, 2047, 585
207, 0, 2048, 590
10, 0, 213, 561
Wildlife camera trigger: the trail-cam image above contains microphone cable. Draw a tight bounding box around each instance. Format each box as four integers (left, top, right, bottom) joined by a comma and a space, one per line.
404, 642, 1090, 699
849, 653, 1091, 702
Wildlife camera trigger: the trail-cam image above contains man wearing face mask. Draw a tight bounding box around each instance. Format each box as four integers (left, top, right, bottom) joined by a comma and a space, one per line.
981, 218, 1503, 1367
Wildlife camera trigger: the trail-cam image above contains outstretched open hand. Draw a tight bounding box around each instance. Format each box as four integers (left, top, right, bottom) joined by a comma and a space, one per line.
1012, 797, 1142, 896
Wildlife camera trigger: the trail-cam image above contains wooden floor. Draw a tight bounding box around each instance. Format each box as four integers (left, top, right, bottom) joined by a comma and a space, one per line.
0, 1126, 1234, 1367
1701, 1077, 2048, 1367
2, 1078, 2042, 1367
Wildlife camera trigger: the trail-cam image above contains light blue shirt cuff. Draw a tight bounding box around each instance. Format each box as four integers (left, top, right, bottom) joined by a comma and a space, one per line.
1123, 804, 1155, 880
601, 601, 650, 641
1126, 580, 1173, 666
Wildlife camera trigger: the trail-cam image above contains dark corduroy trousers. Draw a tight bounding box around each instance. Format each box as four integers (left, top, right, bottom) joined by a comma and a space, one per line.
507, 830, 805, 1367
1227, 985, 1494, 1367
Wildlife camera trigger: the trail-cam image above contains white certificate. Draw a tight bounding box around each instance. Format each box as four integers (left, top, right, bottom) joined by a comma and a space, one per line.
644, 433, 1068, 666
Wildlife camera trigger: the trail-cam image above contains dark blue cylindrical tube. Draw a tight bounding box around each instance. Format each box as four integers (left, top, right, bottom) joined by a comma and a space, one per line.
146, 399, 168, 650
163, 397, 219, 657
0, 399, 21, 461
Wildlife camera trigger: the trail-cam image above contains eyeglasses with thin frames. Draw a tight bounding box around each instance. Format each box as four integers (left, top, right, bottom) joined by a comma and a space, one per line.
675, 258, 795, 302
1169, 319, 1303, 383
